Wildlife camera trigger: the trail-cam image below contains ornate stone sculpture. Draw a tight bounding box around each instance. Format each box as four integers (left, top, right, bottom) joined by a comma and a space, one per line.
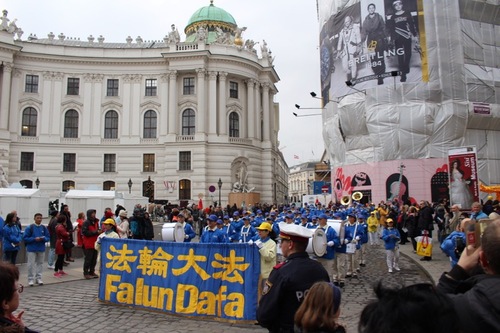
232, 161, 254, 193
196, 25, 207, 43
0, 165, 9, 188
168, 24, 180, 44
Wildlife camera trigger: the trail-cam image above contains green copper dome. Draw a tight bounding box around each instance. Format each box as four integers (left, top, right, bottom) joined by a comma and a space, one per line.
186, 1, 237, 28
184, 1, 238, 43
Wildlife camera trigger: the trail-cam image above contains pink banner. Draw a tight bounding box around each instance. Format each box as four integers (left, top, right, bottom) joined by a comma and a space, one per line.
448, 148, 479, 210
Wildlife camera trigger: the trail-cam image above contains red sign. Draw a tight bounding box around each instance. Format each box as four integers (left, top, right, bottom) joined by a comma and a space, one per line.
321, 185, 329, 193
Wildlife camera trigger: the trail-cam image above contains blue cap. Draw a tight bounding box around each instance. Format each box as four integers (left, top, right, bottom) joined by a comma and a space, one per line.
242, 216, 249, 221
319, 213, 328, 219
233, 211, 239, 216
257, 210, 262, 214
270, 212, 276, 216
223, 215, 229, 220
286, 214, 293, 219
216, 219, 223, 224
208, 214, 218, 221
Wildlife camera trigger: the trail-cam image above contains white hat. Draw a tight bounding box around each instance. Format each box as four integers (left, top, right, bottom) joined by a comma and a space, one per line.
119, 210, 128, 217
278, 222, 314, 243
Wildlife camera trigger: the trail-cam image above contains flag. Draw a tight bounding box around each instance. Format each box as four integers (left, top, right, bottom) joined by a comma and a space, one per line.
198, 198, 203, 210
294, 155, 299, 159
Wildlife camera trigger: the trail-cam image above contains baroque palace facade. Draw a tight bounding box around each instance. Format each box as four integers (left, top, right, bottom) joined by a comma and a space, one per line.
0, 3, 288, 205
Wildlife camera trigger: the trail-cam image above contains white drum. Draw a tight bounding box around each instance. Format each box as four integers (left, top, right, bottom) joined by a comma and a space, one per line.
327, 220, 343, 235
162, 222, 186, 242
306, 228, 327, 257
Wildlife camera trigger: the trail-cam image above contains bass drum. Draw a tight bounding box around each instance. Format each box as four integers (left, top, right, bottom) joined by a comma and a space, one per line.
327, 220, 343, 235
306, 228, 327, 257
162, 222, 186, 242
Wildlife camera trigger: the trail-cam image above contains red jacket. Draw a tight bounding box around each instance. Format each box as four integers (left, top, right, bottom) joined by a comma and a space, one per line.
55, 224, 70, 255
82, 209, 100, 250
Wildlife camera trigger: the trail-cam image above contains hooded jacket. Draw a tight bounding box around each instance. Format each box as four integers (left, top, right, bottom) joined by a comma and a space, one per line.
82, 209, 100, 249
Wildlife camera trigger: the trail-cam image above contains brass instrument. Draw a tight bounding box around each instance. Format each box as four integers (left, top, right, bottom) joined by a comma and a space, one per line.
352, 191, 363, 201
340, 195, 351, 206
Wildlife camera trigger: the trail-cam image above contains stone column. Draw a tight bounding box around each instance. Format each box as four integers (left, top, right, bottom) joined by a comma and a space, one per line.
168, 71, 177, 135
196, 69, 206, 134
207, 71, 217, 135
246, 79, 255, 139
160, 74, 169, 137
254, 81, 261, 140
0, 63, 12, 130
262, 83, 270, 141
217, 72, 227, 135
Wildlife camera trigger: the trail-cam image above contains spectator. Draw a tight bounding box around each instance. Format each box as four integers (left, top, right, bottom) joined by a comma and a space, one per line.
0, 262, 39, 332
294, 281, 345, 333
95, 218, 120, 269
440, 218, 467, 268
23, 213, 50, 286
115, 210, 130, 239
359, 282, 460, 333
437, 219, 500, 332
54, 215, 69, 278
59, 204, 74, 262
46, 210, 58, 269
82, 209, 101, 279
417, 200, 434, 261
469, 201, 488, 220
2, 213, 21, 264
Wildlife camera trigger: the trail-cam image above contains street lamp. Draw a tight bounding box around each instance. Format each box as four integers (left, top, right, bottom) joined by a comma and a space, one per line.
35, 177, 40, 189
217, 178, 223, 207
127, 178, 133, 194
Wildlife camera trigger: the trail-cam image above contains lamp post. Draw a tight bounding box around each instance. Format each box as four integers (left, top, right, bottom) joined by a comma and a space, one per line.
217, 178, 222, 207
127, 178, 133, 194
35, 177, 40, 189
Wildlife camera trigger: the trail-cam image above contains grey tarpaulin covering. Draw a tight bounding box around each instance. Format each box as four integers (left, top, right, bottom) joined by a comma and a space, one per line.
318, 0, 500, 184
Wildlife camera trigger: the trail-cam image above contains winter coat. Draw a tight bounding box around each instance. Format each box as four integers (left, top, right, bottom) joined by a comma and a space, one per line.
55, 223, 70, 255
2, 224, 22, 252
23, 224, 50, 253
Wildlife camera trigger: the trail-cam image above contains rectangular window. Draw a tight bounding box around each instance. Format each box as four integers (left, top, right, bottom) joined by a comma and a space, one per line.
63, 153, 76, 172
67, 78, 80, 95
183, 77, 195, 95
103, 154, 116, 172
143, 154, 155, 172
179, 151, 191, 171
229, 81, 238, 98
107, 79, 119, 96
145, 79, 157, 96
20, 152, 34, 171
25, 75, 39, 93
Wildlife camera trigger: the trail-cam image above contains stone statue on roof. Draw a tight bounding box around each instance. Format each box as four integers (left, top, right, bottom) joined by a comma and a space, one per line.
168, 24, 180, 44
1, 10, 10, 31
196, 25, 207, 43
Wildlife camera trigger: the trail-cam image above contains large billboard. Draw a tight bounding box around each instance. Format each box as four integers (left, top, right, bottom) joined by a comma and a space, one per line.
319, 0, 428, 102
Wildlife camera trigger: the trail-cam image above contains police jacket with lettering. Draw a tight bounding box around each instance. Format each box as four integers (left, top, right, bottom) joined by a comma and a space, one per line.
257, 252, 329, 333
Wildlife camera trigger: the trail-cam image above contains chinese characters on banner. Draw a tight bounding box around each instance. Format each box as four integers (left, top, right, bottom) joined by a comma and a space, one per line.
98, 239, 260, 321
448, 146, 479, 210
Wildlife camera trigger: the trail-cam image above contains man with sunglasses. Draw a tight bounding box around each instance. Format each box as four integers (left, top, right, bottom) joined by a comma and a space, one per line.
257, 222, 329, 333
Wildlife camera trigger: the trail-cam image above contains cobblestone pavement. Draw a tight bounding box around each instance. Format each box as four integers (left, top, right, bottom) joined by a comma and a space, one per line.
18, 244, 432, 333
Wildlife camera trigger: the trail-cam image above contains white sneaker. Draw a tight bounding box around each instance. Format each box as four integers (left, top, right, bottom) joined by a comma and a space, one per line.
394, 266, 401, 271
36, 279, 44, 285
47, 265, 55, 269
388, 268, 393, 273
28, 280, 34, 287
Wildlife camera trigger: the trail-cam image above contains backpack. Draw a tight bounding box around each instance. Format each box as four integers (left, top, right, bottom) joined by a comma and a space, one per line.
130, 219, 140, 238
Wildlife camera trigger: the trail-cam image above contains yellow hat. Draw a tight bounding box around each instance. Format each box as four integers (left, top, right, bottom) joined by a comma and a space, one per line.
387, 218, 394, 223
256, 222, 272, 232
103, 218, 116, 226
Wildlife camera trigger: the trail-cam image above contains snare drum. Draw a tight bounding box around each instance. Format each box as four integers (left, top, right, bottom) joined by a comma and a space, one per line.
162, 222, 186, 242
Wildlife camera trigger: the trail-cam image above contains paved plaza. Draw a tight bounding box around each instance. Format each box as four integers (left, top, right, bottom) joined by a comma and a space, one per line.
16, 239, 448, 332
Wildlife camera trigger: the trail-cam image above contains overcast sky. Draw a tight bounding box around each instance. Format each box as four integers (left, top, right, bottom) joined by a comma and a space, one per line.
3, 0, 325, 167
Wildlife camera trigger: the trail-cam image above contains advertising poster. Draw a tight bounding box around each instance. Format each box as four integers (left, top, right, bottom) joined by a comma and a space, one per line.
319, 0, 427, 101
98, 238, 260, 322
448, 146, 479, 210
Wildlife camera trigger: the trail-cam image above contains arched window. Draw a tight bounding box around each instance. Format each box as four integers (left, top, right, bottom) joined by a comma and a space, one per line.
182, 109, 195, 135
104, 110, 119, 138
62, 180, 75, 192
21, 107, 37, 136
229, 112, 239, 138
179, 179, 191, 200
143, 110, 157, 138
103, 181, 116, 191
64, 109, 79, 138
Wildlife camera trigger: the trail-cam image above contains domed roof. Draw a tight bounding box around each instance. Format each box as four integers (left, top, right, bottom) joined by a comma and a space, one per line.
186, 1, 237, 28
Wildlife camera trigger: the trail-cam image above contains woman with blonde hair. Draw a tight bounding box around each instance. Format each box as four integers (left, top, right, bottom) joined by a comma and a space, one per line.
294, 281, 345, 333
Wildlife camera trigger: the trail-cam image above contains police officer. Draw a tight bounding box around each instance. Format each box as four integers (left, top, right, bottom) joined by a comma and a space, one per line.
257, 222, 330, 333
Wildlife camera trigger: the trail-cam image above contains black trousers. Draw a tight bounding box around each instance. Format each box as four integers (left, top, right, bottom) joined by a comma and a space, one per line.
83, 248, 98, 275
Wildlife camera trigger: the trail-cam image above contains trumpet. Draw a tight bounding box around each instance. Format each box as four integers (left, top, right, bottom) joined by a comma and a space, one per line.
352, 192, 363, 201
340, 195, 351, 206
